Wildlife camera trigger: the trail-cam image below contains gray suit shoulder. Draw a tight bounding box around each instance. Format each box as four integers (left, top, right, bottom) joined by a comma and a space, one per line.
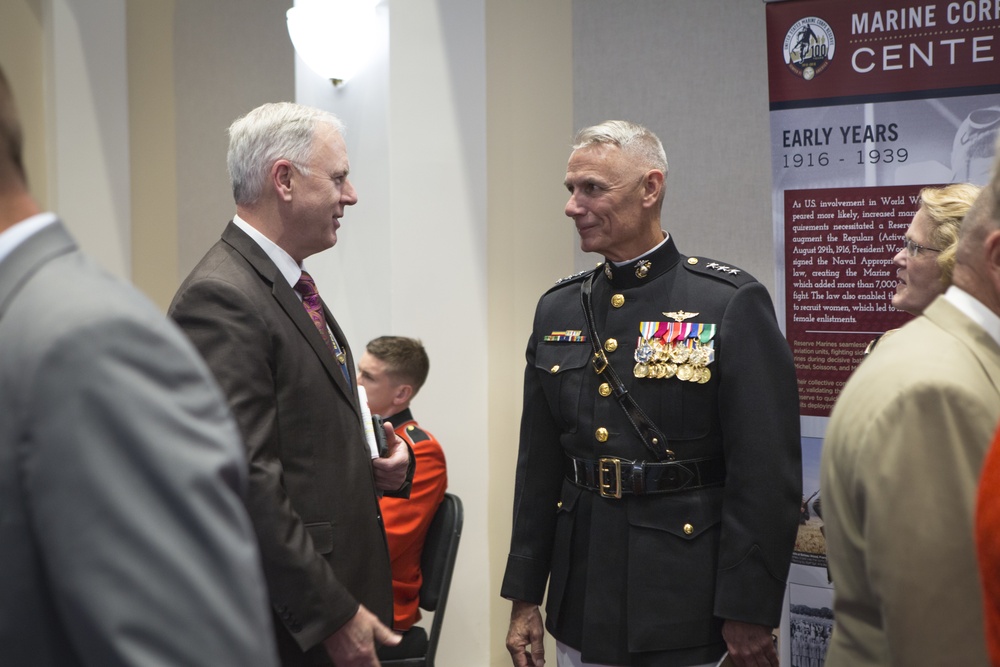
682, 255, 758, 288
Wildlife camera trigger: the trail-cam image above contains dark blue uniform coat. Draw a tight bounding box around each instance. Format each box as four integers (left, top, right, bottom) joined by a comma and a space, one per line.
502, 236, 802, 666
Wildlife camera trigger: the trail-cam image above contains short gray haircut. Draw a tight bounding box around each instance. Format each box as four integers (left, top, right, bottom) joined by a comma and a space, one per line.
227, 102, 345, 206
572, 120, 668, 174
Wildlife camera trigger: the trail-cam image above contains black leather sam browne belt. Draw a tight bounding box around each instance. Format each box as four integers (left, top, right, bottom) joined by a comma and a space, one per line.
566, 454, 726, 499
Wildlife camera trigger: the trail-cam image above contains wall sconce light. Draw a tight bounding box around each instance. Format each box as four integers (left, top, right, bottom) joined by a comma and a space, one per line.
286, 0, 380, 86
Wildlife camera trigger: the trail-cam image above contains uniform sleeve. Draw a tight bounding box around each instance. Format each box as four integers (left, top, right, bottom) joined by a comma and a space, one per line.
501, 304, 570, 604
170, 277, 357, 650
25, 310, 278, 667
714, 281, 802, 625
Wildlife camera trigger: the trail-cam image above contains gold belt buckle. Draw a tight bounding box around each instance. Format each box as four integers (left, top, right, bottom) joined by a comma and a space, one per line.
592, 350, 609, 374
598, 457, 622, 499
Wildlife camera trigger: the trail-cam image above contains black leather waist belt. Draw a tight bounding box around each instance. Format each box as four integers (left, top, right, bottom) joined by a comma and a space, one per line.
566, 454, 726, 499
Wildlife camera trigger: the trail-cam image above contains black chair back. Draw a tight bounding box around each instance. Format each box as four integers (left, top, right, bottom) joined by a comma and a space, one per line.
382, 492, 463, 667
420, 493, 462, 665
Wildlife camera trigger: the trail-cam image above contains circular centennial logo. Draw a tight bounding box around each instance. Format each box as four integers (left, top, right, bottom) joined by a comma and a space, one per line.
783, 16, 835, 81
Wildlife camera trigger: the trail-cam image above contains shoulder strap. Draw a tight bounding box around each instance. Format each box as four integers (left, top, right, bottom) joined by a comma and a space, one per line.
580, 274, 674, 462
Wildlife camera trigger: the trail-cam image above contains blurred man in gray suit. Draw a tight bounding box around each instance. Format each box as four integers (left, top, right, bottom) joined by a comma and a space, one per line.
0, 66, 278, 666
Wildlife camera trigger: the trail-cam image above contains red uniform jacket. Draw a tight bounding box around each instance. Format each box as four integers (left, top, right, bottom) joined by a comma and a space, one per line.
379, 409, 447, 630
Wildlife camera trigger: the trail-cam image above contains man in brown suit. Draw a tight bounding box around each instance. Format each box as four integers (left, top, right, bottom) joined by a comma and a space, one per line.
170, 102, 412, 666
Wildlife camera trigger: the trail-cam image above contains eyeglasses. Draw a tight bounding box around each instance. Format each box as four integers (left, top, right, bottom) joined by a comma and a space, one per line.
901, 236, 942, 257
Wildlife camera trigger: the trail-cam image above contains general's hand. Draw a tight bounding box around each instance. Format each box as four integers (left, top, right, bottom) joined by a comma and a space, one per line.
371, 422, 408, 491
721, 619, 778, 667
506, 600, 545, 667
322, 604, 401, 666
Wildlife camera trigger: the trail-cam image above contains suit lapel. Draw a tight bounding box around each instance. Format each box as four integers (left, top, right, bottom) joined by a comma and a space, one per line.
220, 223, 360, 416
0, 220, 76, 321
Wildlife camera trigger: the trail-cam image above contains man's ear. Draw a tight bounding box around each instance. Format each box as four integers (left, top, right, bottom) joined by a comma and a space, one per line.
641, 169, 665, 208
393, 383, 414, 408
984, 229, 1000, 296
272, 160, 295, 202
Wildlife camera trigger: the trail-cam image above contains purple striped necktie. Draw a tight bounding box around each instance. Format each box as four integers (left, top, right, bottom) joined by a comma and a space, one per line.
293, 271, 352, 386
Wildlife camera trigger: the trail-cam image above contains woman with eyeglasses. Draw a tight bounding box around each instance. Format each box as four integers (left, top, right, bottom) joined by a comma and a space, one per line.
866, 182, 981, 355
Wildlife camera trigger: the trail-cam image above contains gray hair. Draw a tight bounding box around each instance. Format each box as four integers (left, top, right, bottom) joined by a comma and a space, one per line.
227, 102, 345, 206
572, 120, 668, 174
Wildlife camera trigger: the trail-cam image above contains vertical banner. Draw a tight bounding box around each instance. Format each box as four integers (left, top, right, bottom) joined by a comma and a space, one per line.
764, 1, 1000, 664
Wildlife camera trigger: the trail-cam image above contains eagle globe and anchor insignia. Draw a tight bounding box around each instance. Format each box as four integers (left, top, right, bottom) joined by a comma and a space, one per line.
783, 16, 835, 81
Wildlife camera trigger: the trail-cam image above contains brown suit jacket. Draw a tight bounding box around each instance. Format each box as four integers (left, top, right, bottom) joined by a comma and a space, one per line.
170, 222, 408, 665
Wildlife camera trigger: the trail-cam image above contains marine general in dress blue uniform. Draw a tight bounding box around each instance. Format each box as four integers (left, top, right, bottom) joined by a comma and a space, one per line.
502, 121, 802, 667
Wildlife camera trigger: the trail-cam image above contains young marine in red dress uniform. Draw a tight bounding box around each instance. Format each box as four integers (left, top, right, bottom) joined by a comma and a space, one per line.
357, 337, 447, 630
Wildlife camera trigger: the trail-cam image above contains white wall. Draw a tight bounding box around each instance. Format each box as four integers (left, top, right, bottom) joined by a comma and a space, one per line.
45, 0, 131, 278
572, 0, 779, 294
294, 1, 491, 664
173, 0, 296, 277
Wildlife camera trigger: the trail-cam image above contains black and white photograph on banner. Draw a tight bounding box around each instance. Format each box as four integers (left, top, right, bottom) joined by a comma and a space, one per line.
788, 582, 834, 667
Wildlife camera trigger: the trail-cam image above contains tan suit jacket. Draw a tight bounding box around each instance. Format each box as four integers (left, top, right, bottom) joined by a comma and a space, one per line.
822, 295, 1000, 666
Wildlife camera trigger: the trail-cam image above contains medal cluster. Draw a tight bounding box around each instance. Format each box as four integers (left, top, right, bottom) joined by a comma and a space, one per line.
633, 320, 716, 383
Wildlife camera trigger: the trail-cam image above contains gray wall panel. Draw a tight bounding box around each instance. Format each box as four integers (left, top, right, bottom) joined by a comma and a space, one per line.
173, 0, 295, 278
573, 0, 777, 293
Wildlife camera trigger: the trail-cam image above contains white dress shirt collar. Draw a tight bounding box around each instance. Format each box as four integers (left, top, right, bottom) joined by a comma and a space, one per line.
231, 214, 304, 288
0, 212, 58, 266
944, 285, 1000, 349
